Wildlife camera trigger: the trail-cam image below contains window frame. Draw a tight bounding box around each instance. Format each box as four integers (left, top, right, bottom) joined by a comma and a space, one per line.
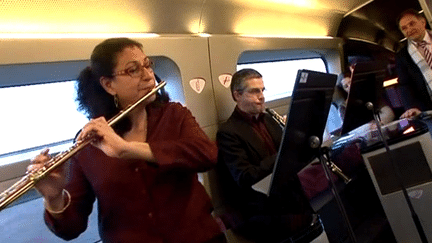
237, 57, 327, 102
237, 49, 328, 108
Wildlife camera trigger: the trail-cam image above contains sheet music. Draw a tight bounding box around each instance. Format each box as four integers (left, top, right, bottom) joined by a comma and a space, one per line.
252, 174, 272, 195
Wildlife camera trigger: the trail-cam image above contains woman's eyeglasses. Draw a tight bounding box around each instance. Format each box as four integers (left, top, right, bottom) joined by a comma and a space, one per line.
112, 58, 154, 78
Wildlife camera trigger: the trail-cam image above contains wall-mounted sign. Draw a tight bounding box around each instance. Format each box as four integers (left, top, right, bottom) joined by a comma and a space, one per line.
218, 74, 232, 88
408, 189, 423, 199
189, 77, 206, 94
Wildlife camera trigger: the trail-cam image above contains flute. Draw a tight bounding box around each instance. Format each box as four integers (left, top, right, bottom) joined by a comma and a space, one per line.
0, 81, 166, 212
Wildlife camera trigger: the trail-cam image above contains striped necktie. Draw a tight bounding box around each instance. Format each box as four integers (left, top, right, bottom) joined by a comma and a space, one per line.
418, 41, 432, 69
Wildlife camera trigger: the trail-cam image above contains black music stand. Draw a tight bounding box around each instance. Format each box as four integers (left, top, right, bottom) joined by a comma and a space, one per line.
268, 70, 337, 189
267, 69, 359, 242
340, 61, 387, 135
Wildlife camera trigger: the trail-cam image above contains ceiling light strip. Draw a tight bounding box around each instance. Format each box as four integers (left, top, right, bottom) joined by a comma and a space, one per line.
0, 33, 159, 39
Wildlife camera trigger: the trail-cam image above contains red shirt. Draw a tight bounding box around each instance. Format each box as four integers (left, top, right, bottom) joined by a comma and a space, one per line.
235, 106, 277, 155
45, 102, 222, 243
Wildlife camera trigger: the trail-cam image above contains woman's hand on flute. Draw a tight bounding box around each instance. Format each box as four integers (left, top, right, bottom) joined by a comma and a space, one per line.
78, 117, 156, 162
77, 117, 129, 158
27, 148, 68, 211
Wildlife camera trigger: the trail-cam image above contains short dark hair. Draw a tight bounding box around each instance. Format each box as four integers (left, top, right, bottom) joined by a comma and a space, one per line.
230, 68, 262, 101
397, 9, 424, 26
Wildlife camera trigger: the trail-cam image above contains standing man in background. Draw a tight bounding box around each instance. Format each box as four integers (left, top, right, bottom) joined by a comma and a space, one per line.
396, 9, 432, 118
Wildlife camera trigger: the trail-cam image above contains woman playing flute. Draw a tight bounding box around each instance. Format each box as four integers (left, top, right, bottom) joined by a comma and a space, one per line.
28, 38, 226, 243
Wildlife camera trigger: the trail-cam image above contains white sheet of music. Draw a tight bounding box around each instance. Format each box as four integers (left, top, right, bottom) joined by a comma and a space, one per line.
252, 174, 272, 195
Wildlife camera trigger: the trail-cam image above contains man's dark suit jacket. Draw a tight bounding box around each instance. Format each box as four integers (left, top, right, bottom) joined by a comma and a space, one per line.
396, 44, 432, 111
216, 108, 311, 229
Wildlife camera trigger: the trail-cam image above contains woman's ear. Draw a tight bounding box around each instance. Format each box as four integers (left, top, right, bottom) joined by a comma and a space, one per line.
99, 76, 116, 96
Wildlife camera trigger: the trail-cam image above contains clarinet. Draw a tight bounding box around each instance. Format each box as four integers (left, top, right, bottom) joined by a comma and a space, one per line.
0, 81, 166, 212
266, 108, 286, 129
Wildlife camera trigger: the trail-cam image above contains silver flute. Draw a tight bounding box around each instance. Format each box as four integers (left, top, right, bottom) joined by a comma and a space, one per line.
0, 81, 166, 212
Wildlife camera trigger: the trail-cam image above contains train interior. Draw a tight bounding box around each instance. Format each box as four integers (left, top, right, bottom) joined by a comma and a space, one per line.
1, 0, 432, 242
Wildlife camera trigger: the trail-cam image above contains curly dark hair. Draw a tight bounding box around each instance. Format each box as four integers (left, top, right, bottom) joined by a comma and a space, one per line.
76, 38, 169, 135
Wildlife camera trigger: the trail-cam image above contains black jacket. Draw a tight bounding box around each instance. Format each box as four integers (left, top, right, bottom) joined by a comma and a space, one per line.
216, 108, 312, 228
396, 44, 432, 111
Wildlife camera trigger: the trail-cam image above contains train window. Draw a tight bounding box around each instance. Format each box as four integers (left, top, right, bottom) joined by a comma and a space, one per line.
152, 56, 185, 104
237, 58, 326, 101
0, 81, 88, 166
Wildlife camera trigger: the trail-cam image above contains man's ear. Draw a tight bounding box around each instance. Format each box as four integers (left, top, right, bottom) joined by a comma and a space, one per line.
99, 76, 116, 96
233, 90, 241, 102
420, 17, 426, 26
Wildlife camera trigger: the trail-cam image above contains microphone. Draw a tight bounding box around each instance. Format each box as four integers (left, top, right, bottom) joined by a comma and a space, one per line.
366, 102, 382, 124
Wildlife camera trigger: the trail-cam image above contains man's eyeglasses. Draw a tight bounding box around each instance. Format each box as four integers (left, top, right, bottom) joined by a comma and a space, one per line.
242, 87, 265, 95
112, 58, 154, 78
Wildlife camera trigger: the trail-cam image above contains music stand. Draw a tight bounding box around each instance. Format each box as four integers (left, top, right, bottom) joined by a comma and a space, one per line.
266, 69, 360, 242
340, 61, 388, 135
268, 69, 336, 199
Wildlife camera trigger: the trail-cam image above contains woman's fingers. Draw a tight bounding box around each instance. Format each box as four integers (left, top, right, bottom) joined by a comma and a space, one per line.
77, 117, 109, 141
27, 148, 51, 171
